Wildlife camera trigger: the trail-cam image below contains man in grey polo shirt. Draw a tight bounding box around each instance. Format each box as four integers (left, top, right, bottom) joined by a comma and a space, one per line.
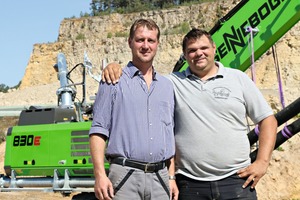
89, 19, 178, 200
102, 28, 277, 199
169, 28, 277, 200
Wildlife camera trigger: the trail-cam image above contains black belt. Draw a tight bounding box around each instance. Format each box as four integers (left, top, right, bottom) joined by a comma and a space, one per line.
109, 157, 167, 173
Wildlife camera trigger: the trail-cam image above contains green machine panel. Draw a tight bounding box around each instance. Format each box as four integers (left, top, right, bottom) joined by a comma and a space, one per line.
4, 121, 109, 177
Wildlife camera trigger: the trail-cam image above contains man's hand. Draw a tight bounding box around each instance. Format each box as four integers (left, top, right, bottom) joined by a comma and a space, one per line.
101, 62, 122, 84
94, 174, 114, 200
237, 159, 269, 189
169, 179, 179, 200
238, 115, 277, 189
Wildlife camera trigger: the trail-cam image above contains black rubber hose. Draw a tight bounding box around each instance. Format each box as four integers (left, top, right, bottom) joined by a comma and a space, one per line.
248, 97, 300, 146
250, 117, 300, 163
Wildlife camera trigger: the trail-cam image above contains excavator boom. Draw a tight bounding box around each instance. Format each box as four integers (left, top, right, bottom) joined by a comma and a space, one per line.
173, 0, 300, 72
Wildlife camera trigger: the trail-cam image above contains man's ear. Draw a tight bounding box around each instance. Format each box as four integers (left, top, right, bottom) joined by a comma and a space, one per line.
128, 38, 132, 49
213, 43, 216, 54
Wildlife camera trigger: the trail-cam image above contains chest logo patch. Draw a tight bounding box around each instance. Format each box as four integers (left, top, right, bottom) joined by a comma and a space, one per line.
212, 87, 231, 99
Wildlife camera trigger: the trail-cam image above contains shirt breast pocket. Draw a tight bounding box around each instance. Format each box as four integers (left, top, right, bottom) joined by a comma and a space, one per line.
159, 101, 172, 126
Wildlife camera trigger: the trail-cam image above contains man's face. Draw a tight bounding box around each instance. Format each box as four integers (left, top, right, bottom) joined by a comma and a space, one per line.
128, 26, 159, 65
184, 35, 216, 76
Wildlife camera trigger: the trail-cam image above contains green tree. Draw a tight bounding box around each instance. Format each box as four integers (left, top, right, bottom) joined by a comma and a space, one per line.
0, 84, 9, 93
89, 0, 211, 15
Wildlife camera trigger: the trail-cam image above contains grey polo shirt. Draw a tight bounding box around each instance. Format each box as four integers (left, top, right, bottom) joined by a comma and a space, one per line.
89, 62, 175, 163
169, 61, 273, 181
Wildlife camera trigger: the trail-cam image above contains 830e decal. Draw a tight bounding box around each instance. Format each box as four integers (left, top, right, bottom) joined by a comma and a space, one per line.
13, 135, 41, 146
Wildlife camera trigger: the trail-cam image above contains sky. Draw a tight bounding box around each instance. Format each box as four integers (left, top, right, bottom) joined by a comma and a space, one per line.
0, 1, 91, 87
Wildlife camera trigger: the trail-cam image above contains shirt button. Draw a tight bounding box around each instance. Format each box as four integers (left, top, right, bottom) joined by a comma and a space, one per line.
150, 137, 153, 140
150, 123, 152, 126
150, 153, 153, 156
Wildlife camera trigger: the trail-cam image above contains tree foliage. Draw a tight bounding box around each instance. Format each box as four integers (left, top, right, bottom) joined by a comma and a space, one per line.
0, 84, 9, 93
0, 81, 21, 93
90, 0, 207, 15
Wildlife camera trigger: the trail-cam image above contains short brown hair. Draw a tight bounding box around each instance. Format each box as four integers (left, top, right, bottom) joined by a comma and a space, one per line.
129, 19, 160, 40
182, 28, 214, 52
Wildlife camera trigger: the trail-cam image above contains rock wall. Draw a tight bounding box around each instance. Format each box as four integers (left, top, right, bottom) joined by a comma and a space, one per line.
19, 1, 233, 90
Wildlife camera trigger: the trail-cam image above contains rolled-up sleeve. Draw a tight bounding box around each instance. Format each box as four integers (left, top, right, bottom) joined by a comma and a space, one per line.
89, 81, 116, 138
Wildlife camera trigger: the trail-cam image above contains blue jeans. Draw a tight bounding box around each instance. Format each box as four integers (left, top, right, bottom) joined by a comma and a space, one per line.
176, 174, 257, 200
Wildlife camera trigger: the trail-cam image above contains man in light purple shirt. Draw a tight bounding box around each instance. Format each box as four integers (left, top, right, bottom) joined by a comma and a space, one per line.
89, 19, 178, 200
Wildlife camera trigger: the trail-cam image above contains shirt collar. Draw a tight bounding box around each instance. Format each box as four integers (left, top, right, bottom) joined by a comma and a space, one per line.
125, 61, 158, 80
215, 61, 225, 77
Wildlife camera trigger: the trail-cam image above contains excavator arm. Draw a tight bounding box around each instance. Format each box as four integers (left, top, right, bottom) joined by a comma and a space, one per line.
173, 0, 300, 72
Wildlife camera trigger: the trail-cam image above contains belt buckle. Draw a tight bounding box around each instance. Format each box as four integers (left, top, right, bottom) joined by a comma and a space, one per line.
144, 163, 153, 173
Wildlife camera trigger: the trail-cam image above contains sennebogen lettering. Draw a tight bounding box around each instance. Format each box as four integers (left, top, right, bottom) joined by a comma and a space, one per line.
215, 0, 284, 61
223, 26, 245, 55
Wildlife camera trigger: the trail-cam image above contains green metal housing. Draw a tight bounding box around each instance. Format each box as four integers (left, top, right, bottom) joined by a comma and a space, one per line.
4, 121, 109, 177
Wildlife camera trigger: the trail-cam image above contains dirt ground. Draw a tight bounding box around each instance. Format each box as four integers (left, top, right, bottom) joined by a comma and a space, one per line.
0, 191, 74, 200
